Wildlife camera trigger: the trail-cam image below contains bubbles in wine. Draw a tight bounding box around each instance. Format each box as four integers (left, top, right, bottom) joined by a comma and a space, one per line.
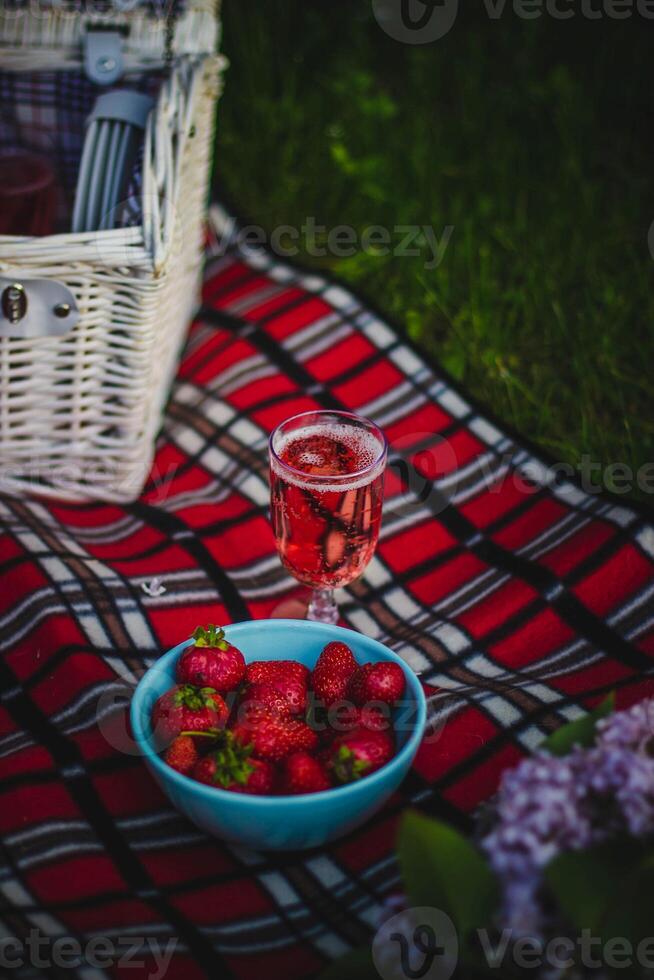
272, 423, 384, 491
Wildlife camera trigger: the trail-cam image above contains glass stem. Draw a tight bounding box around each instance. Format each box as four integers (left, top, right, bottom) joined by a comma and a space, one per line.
307, 588, 338, 625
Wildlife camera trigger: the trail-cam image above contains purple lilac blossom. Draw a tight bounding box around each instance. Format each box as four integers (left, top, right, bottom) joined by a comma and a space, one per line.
480, 749, 595, 937
596, 699, 654, 756
479, 699, 654, 943
583, 745, 654, 837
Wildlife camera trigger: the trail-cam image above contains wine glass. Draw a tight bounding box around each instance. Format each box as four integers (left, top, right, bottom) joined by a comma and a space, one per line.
269, 410, 388, 624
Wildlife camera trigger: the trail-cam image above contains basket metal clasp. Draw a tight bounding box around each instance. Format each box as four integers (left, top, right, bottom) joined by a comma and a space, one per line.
0, 278, 80, 339
1, 283, 27, 324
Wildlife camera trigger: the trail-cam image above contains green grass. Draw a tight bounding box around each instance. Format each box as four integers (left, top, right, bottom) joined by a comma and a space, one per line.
215, 1, 654, 502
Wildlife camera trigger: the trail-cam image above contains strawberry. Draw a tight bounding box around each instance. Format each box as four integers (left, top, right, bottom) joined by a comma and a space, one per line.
225, 757, 276, 795
346, 663, 373, 705
232, 710, 318, 762
315, 744, 332, 766
281, 752, 331, 794
266, 676, 307, 715
326, 702, 391, 739
328, 728, 395, 783
193, 733, 276, 795
177, 625, 246, 693
245, 659, 309, 686
282, 432, 359, 476
311, 641, 358, 707
151, 684, 229, 748
164, 735, 198, 776
233, 697, 274, 729
240, 682, 294, 720
348, 661, 405, 706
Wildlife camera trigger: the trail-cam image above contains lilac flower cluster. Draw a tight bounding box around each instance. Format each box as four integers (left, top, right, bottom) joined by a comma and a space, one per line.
596, 698, 654, 756
479, 699, 654, 940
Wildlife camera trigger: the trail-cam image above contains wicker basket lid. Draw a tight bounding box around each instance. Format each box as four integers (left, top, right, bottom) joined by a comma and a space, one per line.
0, 0, 220, 68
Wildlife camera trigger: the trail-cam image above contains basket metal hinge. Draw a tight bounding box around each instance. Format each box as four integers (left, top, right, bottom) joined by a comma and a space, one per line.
84, 26, 127, 86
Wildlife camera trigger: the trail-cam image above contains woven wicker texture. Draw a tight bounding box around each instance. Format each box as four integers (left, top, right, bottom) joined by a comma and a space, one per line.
0, 2, 225, 501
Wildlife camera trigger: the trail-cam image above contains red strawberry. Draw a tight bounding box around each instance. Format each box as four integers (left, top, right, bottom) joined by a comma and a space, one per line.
347, 663, 374, 705
240, 682, 294, 720
348, 661, 405, 706
245, 660, 309, 686
326, 702, 391, 739
328, 728, 395, 783
267, 676, 307, 715
226, 758, 276, 795
281, 752, 331, 795
233, 698, 274, 729
315, 744, 332, 766
193, 734, 276, 795
164, 735, 198, 776
232, 710, 318, 762
282, 432, 359, 476
359, 704, 392, 730
152, 684, 229, 748
311, 641, 358, 707
177, 625, 246, 693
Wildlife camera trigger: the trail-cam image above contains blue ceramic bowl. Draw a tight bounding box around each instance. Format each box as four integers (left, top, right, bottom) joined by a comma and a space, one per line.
130, 620, 426, 851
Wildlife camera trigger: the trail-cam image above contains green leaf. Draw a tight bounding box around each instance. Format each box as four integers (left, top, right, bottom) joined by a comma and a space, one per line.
317, 946, 377, 980
398, 810, 498, 941
547, 838, 654, 974
541, 692, 615, 756
601, 853, 654, 953
545, 837, 645, 934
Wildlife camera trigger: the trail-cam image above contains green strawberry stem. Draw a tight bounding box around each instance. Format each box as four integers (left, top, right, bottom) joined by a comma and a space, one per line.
193, 624, 229, 651
179, 729, 222, 739
206, 730, 255, 788
332, 745, 370, 784
173, 684, 220, 711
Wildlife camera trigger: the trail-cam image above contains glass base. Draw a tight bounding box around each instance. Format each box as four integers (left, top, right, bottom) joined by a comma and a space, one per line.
306, 588, 339, 625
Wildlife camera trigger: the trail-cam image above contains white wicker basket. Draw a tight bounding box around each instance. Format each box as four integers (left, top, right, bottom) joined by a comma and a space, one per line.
0, 1, 226, 501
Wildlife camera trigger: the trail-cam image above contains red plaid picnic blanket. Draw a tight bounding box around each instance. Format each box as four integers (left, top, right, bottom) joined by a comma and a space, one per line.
1, 203, 654, 980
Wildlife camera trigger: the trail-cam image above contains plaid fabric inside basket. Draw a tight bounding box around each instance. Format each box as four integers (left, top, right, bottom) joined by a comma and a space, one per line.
2, 1, 185, 12
0, 69, 161, 230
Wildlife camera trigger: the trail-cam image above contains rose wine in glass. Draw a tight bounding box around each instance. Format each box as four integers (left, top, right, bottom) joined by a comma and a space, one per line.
269, 410, 387, 624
